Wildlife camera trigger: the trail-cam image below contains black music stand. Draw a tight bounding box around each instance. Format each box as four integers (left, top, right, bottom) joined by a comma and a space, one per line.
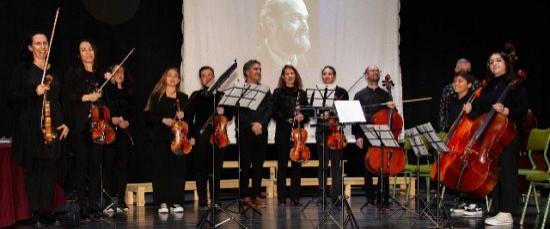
195, 61, 246, 228
220, 82, 269, 219
301, 86, 336, 212
404, 126, 439, 226
359, 124, 409, 214
316, 100, 363, 229
415, 122, 452, 228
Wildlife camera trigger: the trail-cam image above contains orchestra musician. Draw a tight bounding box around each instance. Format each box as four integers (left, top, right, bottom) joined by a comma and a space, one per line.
237, 60, 272, 208
352, 65, 395, 206
271, 65, 310, 206
463, 52, 528, 226
144, 67, 190, 214
63, 39, 106, 220
314, 66, 349, 203
101, 64, 134, 213
185, 66, 233, 209
8, 32, 69, 226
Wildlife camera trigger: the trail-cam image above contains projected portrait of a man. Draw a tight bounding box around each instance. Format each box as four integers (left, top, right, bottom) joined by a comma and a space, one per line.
258, 0, 310, 69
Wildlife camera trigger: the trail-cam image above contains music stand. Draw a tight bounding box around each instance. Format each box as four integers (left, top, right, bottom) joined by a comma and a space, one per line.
220, 82, 268, 219
316, 101, 363, 229
359, 124, 409, 214
415, 122, 452, 228
195, 61, 246, 228
404, 127, 439, 226
301, 86, 336, 212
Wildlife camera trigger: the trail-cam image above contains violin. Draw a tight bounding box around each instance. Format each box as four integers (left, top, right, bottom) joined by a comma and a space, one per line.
290, 91, 311, 163
364, 74, 406, 175
171, 99, 192, 155
327, 118, 347, 150
210, 114, 230, 148
90, 102, 116, 145
441, 77, 522, 198
42, 75, 56, 144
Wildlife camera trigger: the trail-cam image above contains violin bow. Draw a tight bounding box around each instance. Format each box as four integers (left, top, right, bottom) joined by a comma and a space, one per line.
97, 48, 135, 92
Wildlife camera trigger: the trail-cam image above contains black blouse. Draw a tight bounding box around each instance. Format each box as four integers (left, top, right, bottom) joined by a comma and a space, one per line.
146, 92, 189, 142
8, 62, 64, 166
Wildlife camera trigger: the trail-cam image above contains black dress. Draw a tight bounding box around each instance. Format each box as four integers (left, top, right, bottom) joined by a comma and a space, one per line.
146, 92, 189, 206
63, 65, 105, 212
8, 62, 65, 213
271, 87, 310, 203
102, 82, 134, 203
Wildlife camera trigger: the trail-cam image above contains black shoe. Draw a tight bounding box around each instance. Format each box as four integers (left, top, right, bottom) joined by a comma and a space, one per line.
87, 208, 101, 221
279, 200, 286, 206
292, 199, 301, 206
41, 211, 61, 226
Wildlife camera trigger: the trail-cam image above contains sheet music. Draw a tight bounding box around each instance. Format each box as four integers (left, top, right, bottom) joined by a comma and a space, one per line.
360, 124, 400, 148
417, 122, 449, 153
334, 100, 366, 124
405, 127, 429, 156
220, 82, 269, 110
307, 84, 336, 107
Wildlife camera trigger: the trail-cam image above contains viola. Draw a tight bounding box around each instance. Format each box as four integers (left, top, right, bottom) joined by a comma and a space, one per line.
290, 91, 311, 163
364, 75, 406, 175
430, 86, 483, 181
42, 75, 56, 144
171, 99, 192, 155
327, 118, 347, 150
90, 103, 116, 145
210, 114, 229, 148
441, 77, 521, 198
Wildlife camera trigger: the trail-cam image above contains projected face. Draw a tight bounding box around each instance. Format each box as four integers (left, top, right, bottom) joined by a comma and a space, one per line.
260, 0, 310, 66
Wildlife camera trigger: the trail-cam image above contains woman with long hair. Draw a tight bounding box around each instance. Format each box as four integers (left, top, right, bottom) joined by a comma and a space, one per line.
145, 67, 189, 214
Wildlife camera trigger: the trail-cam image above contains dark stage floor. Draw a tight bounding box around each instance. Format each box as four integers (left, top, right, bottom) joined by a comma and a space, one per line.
11, 190, 549, 228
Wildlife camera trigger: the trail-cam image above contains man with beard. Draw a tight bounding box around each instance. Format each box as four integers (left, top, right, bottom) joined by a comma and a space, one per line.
258, 0, 311, 69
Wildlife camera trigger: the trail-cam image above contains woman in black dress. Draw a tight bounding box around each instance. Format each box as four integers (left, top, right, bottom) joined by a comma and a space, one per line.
8, 32, 69, 226
271, 65, 310, 205
63, 39, 105, 220
144, 67, 189, 214
102, 64, 134, 213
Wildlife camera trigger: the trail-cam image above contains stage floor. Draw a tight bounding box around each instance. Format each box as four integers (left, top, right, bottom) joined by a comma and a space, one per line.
11, 192, 549, 228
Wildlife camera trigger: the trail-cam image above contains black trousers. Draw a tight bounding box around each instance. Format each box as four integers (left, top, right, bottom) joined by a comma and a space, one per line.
70, 131, 103, 210
25, 158, 56, 212
364, 147, 390, 202
102, 129, 132, 201
491, 133, 520, 213
151, 139, 187, 206
315, 129, 342, 199
194, 131, 225, 205
275, 122, 301, 202
238, 127, 267, 199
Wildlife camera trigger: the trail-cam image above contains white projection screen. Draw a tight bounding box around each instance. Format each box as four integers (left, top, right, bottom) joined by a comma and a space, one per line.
182, 0, 401, 143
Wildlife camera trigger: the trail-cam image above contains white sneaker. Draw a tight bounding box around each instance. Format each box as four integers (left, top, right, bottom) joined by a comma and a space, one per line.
170, 204, 184, 213
484, 212, 513, 225
158, 203, 169, 213
103, 207, 114, 214
462, 204, 483, 217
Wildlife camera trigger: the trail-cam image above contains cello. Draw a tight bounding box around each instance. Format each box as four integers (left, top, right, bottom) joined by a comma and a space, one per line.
364, 75, 406, 175
430, 86, 483, 181
441, 77, 521, 198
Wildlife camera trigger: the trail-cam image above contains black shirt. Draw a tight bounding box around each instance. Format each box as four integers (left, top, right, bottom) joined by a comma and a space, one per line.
185, 88, 233, 139
64, 66, 105, 133
352, 86, 391, 139
146, 92, 189, 142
